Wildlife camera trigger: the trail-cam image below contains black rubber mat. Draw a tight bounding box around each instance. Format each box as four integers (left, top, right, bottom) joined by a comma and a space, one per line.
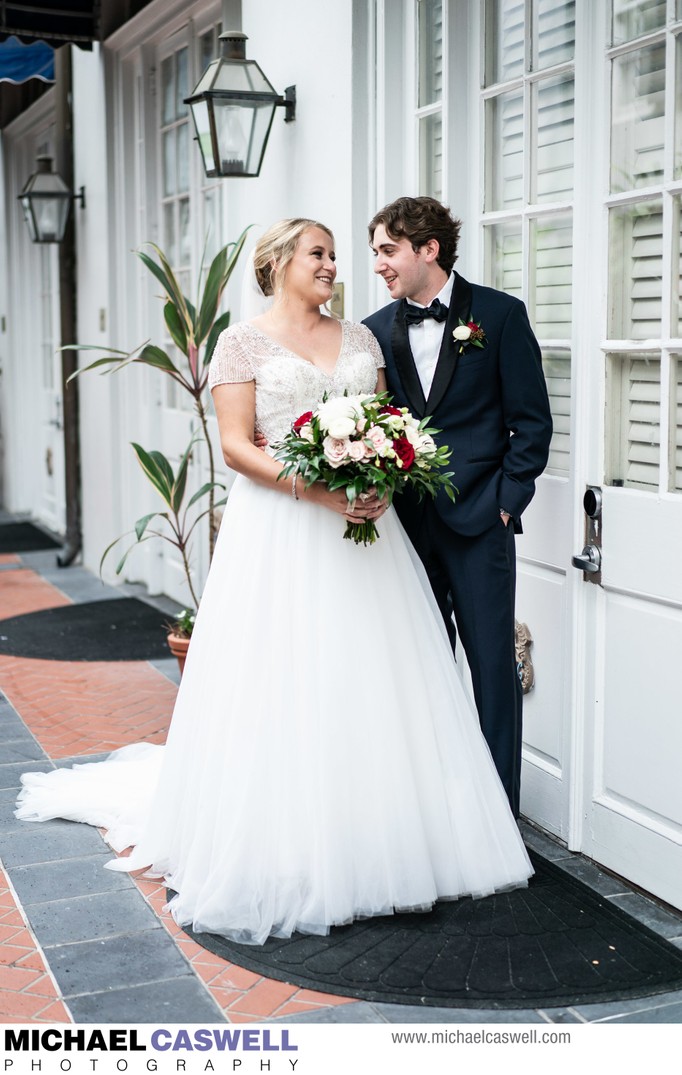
177, 851, 682, 1009
0, 598, 171, 662
0, 522, 61, 553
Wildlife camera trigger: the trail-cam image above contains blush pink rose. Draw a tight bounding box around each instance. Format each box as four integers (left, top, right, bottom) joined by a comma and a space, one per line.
323, 435, 351, 468
365, 426, 388, 453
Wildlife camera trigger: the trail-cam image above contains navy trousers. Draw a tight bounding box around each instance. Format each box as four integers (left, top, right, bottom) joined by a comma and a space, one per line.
401, 503, 523, 817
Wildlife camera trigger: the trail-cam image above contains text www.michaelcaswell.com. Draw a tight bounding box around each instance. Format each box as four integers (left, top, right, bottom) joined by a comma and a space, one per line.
391, 1029, 571, 1046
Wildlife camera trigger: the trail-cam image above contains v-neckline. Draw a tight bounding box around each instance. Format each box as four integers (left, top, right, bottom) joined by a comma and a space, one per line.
246, 320, 345, 378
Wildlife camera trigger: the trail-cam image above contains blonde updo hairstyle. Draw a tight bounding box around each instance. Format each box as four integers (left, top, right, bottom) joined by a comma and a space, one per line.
253, 218, 335, 297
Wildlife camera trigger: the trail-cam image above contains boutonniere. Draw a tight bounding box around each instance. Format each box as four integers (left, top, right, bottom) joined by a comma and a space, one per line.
452, 319, 486, 354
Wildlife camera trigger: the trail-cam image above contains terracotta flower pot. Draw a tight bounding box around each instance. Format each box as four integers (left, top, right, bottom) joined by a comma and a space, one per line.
167, 631, 191, 675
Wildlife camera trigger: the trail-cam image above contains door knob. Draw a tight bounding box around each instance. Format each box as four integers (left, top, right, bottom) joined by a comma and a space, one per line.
571, 544, 602, 574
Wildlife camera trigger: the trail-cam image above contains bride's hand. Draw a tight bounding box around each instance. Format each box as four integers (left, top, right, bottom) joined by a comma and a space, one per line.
309, 485, 387, 521
353, 488, 389, 522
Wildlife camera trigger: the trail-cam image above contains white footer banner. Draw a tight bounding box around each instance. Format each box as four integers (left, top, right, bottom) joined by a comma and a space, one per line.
2, 1023, 678, 1074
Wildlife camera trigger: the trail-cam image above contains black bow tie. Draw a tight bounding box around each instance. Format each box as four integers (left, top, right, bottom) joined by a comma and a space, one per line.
404, 298, 449, 326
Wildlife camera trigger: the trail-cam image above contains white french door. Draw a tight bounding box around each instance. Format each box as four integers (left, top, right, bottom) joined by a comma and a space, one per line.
4, 111, 65, 534
374, 0, 682, 907
579, 6, 682, 909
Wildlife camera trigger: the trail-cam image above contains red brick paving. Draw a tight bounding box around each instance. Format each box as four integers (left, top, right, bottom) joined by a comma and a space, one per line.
0, 869, 70, 1023
0, 558, 353, 1022
0, 655, 176, 757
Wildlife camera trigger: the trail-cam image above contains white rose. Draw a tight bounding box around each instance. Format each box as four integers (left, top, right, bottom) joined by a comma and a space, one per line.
417, 433, 437, 456
453, 325, 472, 342
404, 425, 420, 447
323, 435, 351, 468
299, 423, 315, 443
317, 397, 359, 438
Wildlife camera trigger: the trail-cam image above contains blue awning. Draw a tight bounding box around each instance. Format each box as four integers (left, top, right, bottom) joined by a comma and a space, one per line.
0, 36, 54, 84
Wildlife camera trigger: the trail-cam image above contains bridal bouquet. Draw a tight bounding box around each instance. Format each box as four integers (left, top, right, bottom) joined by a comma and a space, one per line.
274, 392, 456, 545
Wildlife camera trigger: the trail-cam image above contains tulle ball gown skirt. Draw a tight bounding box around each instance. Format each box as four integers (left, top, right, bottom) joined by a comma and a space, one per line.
17, 476, 532, 945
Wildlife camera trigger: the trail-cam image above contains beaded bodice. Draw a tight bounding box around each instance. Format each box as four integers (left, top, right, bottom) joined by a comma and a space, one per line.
209, 320, 385, 447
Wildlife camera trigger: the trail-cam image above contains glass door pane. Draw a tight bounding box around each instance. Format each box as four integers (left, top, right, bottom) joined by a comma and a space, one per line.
532, 75, 574, 203
608, 199, 663, 340
610, 43, 665, 193
486, 89, 524, 210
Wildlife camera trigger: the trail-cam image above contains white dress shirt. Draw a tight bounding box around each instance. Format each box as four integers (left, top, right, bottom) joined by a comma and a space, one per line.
406, 273, 455, 399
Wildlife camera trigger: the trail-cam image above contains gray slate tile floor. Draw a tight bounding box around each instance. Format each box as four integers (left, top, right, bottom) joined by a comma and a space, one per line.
0, 526, 681, 1023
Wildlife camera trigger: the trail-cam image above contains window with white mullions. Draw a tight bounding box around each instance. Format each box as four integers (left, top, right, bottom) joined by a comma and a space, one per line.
482, 0, 575, 477
605, 10, 682, 495
612, 0, 666, 47
160, 44, 191, 412
416, 0, 444, 199
160, 45, 191, 297
158, 25, 224, 411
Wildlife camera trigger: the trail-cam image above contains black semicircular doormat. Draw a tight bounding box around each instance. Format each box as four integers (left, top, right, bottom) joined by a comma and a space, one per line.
0, 522, 61, 553
0, 598, 171, 662
175, 851, 682, 1010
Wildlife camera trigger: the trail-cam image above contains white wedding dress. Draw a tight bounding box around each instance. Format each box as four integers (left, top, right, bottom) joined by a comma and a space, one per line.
17, 320, 532, 946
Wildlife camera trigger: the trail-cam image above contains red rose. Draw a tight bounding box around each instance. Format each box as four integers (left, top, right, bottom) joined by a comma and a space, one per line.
467, 321, 478, 331
393, 437, 416, 470
379, 405, 402, 416
293, 411, 313, 433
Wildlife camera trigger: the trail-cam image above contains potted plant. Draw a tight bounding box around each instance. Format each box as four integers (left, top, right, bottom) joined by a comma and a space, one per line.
69, 229, 250, 562
101, 437, 224, 673
68, 230, 249, 666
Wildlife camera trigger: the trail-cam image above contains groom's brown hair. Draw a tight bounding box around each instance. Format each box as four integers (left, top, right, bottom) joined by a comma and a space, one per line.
368, 197, 462, 274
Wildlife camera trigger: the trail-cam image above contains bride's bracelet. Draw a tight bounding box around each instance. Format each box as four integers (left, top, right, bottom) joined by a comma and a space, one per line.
291, 473, 299, 501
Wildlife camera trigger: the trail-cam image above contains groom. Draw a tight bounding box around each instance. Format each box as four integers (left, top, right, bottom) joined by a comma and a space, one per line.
363, 197, 553, 818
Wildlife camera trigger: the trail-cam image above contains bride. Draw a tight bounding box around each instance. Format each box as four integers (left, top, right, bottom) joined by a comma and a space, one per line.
17, 218, 532, 946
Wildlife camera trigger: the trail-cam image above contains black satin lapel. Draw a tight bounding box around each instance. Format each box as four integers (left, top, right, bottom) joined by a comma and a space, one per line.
391, 301, 426, 417
425, 273, 473, 415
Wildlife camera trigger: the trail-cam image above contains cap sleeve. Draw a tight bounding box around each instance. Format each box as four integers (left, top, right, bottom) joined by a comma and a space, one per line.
208, 325, 255, 390
346, 322, 385, 369
366, 327, 386, 370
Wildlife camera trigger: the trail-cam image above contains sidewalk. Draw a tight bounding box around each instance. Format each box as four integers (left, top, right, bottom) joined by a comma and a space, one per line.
1, 530, 682, 1025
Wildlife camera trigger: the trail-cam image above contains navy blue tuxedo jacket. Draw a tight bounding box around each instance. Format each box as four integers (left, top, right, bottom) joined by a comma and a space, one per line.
363, 273, 553, 537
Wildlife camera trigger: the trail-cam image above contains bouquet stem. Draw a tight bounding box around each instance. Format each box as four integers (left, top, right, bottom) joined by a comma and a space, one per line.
343, 520, 379, 545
